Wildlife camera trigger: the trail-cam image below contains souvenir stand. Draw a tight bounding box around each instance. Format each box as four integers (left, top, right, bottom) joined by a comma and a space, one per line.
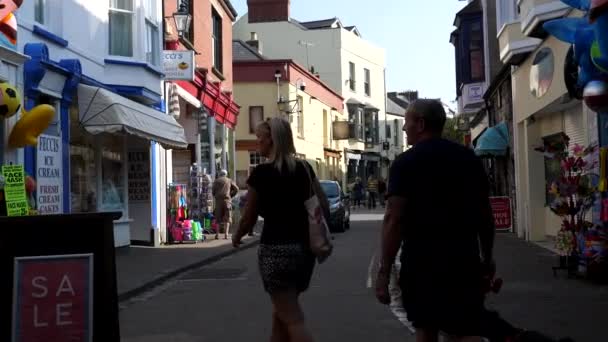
187, 164, 214, 238
166, 182, 191, 243
542, 0, 608, 282
587, 140, 608, 282
166, 164, 215, 244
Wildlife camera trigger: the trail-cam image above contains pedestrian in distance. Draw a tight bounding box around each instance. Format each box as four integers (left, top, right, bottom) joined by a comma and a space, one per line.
378, 177, 387, 208
367, 175, 378, 209
212, 169, 239, 239
352, 177, 364, 209
233, 117, 329, 342
376, 99, 496, 342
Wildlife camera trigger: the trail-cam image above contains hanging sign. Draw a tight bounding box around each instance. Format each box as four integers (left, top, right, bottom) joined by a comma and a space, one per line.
162, 50, 195, 81
36, 135, 63, 215
12, 254, 94, 342
2, 164, 28, 216
490, 196, 512, 231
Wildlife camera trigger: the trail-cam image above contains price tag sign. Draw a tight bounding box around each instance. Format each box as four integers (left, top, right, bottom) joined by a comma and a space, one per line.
2, 165, 28, 216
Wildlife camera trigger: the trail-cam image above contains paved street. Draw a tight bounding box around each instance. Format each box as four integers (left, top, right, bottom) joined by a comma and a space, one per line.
118, 210, 608, 341
119, 211, 412, 341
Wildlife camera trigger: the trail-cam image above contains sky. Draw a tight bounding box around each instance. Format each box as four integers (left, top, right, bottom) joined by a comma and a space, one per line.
229, 0, 467, 108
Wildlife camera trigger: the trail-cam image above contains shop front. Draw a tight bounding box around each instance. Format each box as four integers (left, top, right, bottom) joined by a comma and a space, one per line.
171, 69, 240, 180
160, 67, 239, 245
22, 43, 188, 248
0, 45, 29, 167
511, 35, 589, 241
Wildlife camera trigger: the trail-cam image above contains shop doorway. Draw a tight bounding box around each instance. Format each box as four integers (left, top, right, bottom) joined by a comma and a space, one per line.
172, 146, 195, 185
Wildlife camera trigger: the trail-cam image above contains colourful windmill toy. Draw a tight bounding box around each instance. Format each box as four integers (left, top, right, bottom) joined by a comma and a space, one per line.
543, 0, 608, 111
0, 0, 24, 50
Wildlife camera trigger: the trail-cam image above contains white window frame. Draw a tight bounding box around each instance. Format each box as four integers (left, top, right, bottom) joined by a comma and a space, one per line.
248, 151, 265, 174
35, 0, 46, 25
109, 0, 135, 57
144, 0, 160, 66
349, 62, 356, 92
364, 68, 371, 97
497, 0, 519, 35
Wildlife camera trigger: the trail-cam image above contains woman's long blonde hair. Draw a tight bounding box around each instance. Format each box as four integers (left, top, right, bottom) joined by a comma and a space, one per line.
258, 117, 297, 172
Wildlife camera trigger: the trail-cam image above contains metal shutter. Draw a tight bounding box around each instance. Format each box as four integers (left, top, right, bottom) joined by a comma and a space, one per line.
563, 107, 586, 150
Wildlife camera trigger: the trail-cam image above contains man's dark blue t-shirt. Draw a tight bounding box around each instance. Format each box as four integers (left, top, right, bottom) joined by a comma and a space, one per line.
387, 138, 492, 280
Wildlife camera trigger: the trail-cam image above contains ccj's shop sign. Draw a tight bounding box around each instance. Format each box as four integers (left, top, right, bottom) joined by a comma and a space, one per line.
36, 135, 62, 215
162, 50, 195, 81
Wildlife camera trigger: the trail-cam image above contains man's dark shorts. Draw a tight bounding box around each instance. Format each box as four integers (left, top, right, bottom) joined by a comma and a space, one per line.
399, 265, 485, 337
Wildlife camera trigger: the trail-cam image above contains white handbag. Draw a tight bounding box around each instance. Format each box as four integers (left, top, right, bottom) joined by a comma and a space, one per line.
301, 161, 333, 263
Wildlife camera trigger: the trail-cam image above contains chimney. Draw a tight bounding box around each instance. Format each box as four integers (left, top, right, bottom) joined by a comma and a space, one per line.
246, 32, 263, 54
247, 0, 290, 23
399, 90, 418, 102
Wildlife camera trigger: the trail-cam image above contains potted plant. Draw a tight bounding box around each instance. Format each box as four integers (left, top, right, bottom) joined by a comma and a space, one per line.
536, 134, 598, 277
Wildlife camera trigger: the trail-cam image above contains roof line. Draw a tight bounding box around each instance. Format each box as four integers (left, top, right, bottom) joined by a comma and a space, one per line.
232, 39, 265, 60
220, 0, 238, 20
234, 59, 344, 101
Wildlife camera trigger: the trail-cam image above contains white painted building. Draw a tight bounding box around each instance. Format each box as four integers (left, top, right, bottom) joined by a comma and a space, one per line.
233, 0, 387, 184
9, 0, 187, 247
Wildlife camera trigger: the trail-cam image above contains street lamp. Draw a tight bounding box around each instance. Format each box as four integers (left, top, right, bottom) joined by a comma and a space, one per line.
277, 77, 306, 115
173, 3, 192, 38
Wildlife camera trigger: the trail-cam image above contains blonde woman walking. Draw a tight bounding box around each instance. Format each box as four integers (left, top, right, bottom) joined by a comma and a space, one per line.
233, 117, 329, 342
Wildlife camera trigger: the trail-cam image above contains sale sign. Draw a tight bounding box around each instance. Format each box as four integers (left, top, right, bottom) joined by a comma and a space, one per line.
12, 254, 93, 342
490, 196, 512, 231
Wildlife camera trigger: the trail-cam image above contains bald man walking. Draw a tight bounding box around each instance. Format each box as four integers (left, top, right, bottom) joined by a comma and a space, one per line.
212, 170, 239, 240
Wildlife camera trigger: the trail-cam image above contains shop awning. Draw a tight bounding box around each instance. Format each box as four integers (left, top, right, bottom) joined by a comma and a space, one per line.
474, 121, 510, 157
78, 84, 188, 149
174, 71, 240, 129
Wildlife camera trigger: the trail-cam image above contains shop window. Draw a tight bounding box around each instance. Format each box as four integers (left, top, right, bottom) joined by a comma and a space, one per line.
70, 101, 126, 218
100, 138, 125, 213
70, 144, 97, 213
144, 0, 160, 66
212, 8, 223, 73
249, 106, 264, 134
543, 133, 567, 206
70, 105, 98, 214
109, 0, 134, 57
